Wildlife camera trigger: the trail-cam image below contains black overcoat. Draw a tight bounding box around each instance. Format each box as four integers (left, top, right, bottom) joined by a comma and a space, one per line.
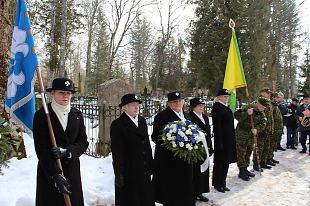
189, 111, 213, 194
151, 107, 195, 206
211, 102, 236, 188
211, 102, 236, 163
110, 112, 154, 206
33, 103, 89, 206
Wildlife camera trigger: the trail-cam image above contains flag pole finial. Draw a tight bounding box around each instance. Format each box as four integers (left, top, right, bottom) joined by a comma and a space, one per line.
229, 19, 235, 32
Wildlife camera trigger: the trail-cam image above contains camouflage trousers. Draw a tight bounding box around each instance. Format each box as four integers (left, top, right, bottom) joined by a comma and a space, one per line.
268, 131, 282, 159
253, 131, 271, 165
236, 130, 254, 168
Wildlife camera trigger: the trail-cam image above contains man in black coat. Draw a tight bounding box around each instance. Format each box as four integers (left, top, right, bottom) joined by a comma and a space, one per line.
211, 89, 237, 193
33, 77, 89, 206
285, 98, 299, 149
189, 98, 213, 202
110, 94, 154, 206
295, 95, 310, 154
152, 91, 195, 206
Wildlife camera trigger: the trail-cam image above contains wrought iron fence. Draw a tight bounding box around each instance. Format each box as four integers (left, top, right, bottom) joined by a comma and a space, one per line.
33, 95, 213, 157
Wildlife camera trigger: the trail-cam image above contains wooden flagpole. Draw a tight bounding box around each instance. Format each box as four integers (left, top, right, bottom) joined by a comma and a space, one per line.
35, 69, 72, 206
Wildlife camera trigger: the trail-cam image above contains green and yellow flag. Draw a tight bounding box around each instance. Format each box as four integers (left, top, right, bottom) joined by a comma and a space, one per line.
223, 29, 247, 112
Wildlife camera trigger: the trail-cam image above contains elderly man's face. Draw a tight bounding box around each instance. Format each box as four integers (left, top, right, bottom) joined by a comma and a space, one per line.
51, 90, 72, 106
168, 99, 183, 112
218, 95, 229, 104
124, 102, 140, 117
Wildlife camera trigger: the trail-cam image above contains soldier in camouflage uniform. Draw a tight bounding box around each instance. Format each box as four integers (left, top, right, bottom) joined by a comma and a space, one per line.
267, 92, 284, 165
253, 88, 273, 171
235, 97, 268, 181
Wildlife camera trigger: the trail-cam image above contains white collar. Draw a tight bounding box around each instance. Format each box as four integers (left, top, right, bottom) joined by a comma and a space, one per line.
125, 112, 139, 127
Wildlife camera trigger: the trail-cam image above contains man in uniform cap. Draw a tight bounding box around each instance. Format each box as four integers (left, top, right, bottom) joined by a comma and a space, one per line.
110, 94, 154, 206
235, 97, 268, 180
267, 93, 283, 165
152, 91, 196, 205
211, 89, 236, 192
33, 77, 89, 206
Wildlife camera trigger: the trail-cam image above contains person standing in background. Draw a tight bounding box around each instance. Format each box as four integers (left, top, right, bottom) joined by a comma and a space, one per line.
110, 94, 154, 206
295, 95, 310, 154
211, 89, 236, 193
189, 98, 213, 202
285, 98, 299, 149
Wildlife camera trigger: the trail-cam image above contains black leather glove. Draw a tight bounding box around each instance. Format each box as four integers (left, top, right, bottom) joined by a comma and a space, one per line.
52, 147, 70, 159
115, 175, 124, 188
52, 174, 71, 195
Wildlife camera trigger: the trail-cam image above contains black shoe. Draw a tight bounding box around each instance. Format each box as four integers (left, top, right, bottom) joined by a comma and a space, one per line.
277, 146, 286, 151
214, 187, 225, 193
253, 165, 263, 172
286, 145, 290, 149
261, 164, 272, 169
300, 150, 306, 153
271, 158, 279, 164
238, 167, 250, 181
245, 168, 255, 177
223, 186, 230, 191
291, 146, 297, 150
197, 194, 209, 202
266, 160, 276, 166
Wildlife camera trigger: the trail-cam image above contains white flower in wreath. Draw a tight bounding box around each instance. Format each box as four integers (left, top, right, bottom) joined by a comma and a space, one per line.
179, 142, 184, 147
184, 136, 188, 141
166, 133, 172, 139
185, 130, 192, 135
172, 142, 177, 148
194, 145, 198, 149
179, 131, 186, 137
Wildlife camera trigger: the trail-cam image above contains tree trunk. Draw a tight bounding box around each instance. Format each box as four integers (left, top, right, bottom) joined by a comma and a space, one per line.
59, 0, 67, 77
0, 0, 14, 103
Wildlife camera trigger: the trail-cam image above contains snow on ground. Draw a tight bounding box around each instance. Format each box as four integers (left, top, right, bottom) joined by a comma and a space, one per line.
0, 131, 309, 206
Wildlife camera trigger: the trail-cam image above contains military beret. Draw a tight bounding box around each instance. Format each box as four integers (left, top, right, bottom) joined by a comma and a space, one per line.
270, 92, 278, 98
257, 97, 270, 107
260, 87, 272, 94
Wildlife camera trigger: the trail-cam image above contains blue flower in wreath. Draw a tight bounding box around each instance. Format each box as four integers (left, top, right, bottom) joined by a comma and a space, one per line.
190, 137, 196, 143
185, 119, 191, 126
192, 128, 198, 134
165, 127, 170, 133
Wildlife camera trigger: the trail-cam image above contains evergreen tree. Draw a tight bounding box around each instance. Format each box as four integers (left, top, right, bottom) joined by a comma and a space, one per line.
299, 48, 310, 97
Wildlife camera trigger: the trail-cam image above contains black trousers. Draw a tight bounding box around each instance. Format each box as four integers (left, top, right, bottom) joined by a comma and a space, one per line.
300, 130, 310, 152
212, 151, 229, 188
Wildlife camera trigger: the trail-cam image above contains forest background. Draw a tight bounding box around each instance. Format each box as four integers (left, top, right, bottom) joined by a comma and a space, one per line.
0, 0, 310, 101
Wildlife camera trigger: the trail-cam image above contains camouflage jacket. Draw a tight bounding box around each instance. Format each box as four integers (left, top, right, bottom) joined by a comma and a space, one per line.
235, 103, 267, 135
262, 97, 274, 134
271, 101, 284, 133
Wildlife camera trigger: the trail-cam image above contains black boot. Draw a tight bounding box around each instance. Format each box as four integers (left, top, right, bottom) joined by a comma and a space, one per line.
261, 163, 272, 169
277, 145, 286, 151
245, 167, 255, 177
197, 194, 209, 202
238, 167, 250, 181
271, 158, 279, 164
266, 159, 276, 166
253, 165, 263, 172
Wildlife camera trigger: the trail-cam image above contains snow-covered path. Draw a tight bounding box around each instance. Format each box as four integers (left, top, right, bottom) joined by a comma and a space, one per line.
0, 134, 309, 206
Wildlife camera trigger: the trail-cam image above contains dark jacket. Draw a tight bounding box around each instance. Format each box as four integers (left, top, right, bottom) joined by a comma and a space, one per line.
211, 102, 237, 163
295, 104, 310, 132
33, 103, 89, 206
110, 112, 154, 206
286, 104, 298, 128
152, 107, 195, 206
189, 111, 213, 194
